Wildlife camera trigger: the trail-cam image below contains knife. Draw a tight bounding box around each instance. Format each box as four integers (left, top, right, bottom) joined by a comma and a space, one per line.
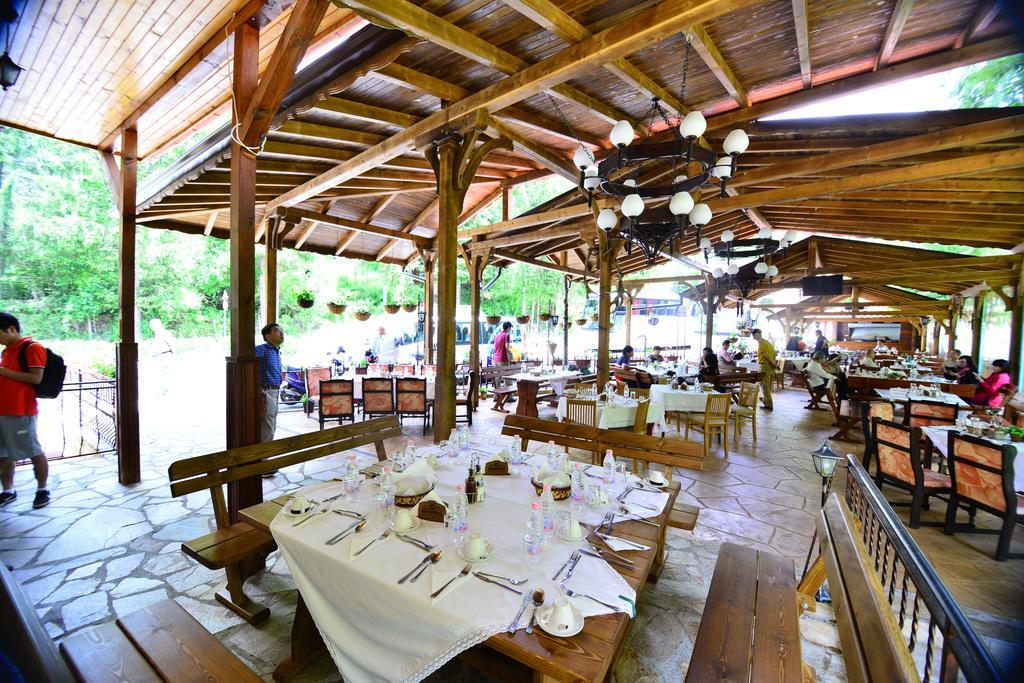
473, 572, 522, 595
507, 592, 532, 632
579, 548, 634, 569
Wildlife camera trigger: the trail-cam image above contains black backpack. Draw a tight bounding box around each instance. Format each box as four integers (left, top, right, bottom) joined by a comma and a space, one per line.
17, 341, 67, 399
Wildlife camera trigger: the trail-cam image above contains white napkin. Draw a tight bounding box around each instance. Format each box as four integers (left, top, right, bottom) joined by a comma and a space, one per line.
429, 566, 472, 606
563, 553, 635, 618
349, 529, 390, 562
598, 534, 652, 553
401, 459, 435, 477
621, 488, 670, 518
419, 489, 448, 508
532, 468, 570, 487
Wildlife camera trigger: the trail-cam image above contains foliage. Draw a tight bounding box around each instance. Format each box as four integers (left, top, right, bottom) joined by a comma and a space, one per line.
954, 55, 1024, 107
296, 288, 315, 302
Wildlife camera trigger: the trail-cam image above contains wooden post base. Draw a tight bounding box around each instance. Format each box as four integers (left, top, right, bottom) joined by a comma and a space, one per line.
215, 586, 270, 625
273, 594, 325, 682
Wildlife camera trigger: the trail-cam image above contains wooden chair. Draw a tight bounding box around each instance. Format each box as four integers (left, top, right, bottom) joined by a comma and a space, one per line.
396, 377, 431, 433
826, 386, 859, 442
455, 369, 477, 425
907, 398, 958, 427
943, 432, 1022, 561
303, 366, 331, 417
731, 381, 759, 441
362, 377, 395, 419
565, 397, 598, 464
774, 355, 786, 389
626, 398, 653, 473
859, 400, 894, 471
684, 393, 732, 458
393, 363, 415, 375
871, 416, 951, 528
629, 387, 650, 400
634, 369, 654, 388
614, 380, 627, 395
166, 417, 401, 624
1004, 391, 1024, 426
318, 378, 355, 429
802, 371, 830, 410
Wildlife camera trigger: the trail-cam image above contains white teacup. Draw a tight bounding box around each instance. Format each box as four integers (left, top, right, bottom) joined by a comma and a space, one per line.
289, 495, 310, 514
567, 518, 585, 540
393, 507, 415, 531
547, 598, 576, 631
465, 533, 487, 559
649, 469, 666, 485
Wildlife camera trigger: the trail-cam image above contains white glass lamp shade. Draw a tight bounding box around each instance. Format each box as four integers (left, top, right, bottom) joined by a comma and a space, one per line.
623, 178, 637, 187
784, 229, 798, 243
699, 237, 712, 250
712, 267, 725, 279
621, 193, 645, 218
721, 229, 735, 242
767, 265, 779, 277
573, 145, 594, 170
669, 190, 694, 216
689, 203, 712, 227
597, 208, 618, 231
754, 261, 768, 275
711, 156, 733, 179
582, 166, 601, 190
610, 120, 634, 147
757, 226, 772, 240
723, 129, 749, 155
679, 111, 706, 139
727, 263, 739, 275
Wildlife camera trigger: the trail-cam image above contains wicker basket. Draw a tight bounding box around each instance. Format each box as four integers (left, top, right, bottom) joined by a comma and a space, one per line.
354, 311, 371, 321
486, 315, 502, 324
539, 312, 552, 322
531, 479, 571, 500
384, 304, 401, 314
516, 315, 530, 324
575, 318, 588, 326
327, 302, 346, 314
402, 303, 417, 313
395, 484, 434, 508
297, 297, 314, 309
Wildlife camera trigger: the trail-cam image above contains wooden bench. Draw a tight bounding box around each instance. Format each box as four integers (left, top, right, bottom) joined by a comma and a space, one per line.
0, 563, 259, 683
685, 543, 807, 683
500, 414, 702, 533
167, 416, 403, 624
480, 363, 522, 412
715, 370, 764, 391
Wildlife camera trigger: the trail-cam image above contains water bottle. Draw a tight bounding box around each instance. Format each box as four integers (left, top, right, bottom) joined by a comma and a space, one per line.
403, 439, 416, 470
378, 464, 396, 518
509, 440, 522, 466
452, 483, 470, 542
602, 449, 615, 485
540, 483, 555, 539
570, 463, 586, 517
344, 454, 360, 497
458, 425, 471, 459
546, 441, 559, 471
527, 501, 545, 538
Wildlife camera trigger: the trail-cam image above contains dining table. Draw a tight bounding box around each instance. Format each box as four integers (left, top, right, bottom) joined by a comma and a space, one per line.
874, 388, 970, 409
511, 370, 580, 418
240, 440, 679, 683
555, 394, 667, 431
920, 425, 1024, 492
648, 384, 730, 414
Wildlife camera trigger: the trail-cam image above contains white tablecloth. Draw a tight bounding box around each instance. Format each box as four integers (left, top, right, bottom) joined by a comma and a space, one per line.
340, 375, 435, 400
875, 389, 968, 407
556, 397, 666, 431
648, 385, 730, 413
786, 357, 810, 371
921, 426, 1024, 491
509, 371, 579, 396
736, 360, 761, 372
270, 444, 644, 683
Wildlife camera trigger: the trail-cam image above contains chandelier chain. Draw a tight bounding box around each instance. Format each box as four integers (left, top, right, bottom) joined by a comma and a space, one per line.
545, 92, 588, 158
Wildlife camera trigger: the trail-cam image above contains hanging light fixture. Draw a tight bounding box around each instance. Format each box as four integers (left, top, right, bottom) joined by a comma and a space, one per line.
567, 35, 748, 263
0, 3, 21, 91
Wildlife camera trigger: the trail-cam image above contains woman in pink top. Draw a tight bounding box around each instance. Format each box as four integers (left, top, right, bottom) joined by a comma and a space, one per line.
492, 321, 512, 364
966, 359, 1012, 407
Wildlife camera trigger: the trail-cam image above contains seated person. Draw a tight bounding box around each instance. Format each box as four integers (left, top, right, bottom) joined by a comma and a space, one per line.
649, 345, 665, 363
718, 339, 742, 369
954, 355, 979, 385
786, 336, 802, 352
859, 348, 879, 369
942, 348, 962, 380
617, 345, 635, 367
698, 347, 719, 384
806, 352, 838, 393
823, 353, 849, 400
965, 359, 1012, 407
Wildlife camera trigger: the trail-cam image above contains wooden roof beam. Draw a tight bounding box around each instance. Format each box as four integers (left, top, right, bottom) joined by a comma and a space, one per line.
791, 0, 812, 88
876, 0, 915, 70
463, 204, 592, 237
278, 207, 432, 247
689, 25, 749, 106
349, 0, 632, 125
491, 249, 593, 279
266, 0, 762, 212
487, 118, 579, 182
312, 97, 420, 127
954, 0, 1003, 49
374, 197, 440, 260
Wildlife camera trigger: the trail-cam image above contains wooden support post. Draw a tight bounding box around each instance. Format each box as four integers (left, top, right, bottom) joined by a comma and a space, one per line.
264, 218, 283, 326
501, 186, 509, 222
597, 231, 613, 388
434, 136, 461, 443
468, 250, 489, 409
931, 322, 941, 356
703, 273, 716, 351
115, 127, 141, 485
423, 252, 435, 364
1010, 268, 1024, 387
226, 18, 262, 522
624, 292, 633, 347
971, 291, 986, 368
563, 275, 570, 368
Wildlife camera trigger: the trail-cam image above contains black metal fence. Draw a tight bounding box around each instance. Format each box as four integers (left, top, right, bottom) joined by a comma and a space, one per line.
35, 368, 116, 461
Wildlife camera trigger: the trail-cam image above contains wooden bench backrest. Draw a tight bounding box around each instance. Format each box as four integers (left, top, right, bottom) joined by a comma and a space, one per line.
0, 563, 75, 682
818, 494, 920, 683
501, 414, 703, 472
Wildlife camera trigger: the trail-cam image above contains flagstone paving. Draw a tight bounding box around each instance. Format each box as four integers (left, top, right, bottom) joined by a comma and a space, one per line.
1, 387, 1021, 681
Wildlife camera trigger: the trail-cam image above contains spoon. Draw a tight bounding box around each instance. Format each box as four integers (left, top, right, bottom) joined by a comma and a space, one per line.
475, 571, 526, 586
398, 550, 441, 584
326, 518, 365, 546
410, 550, 443, 583
525, 588, 545, 635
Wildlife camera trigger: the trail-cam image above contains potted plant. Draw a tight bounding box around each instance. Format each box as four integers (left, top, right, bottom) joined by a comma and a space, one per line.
516, 314, 530, 324
539, 312, 552, 322
575, 318, 588, 326
296, 289, 315, 308
401, 301, 418, 313
384, 303, 401, 314
354, 304, 371, 321
327, 301, 346, 314
589, 313, 599, 322
356, 358, 369, 375
1009, 426, 1024, 443
486, 314, 502, 325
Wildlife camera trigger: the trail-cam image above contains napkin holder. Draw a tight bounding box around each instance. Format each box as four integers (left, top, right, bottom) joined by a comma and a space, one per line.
418, 499, 447, 522
484, 459, 510, 475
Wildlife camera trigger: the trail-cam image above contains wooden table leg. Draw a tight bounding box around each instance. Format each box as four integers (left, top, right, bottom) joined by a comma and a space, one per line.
516, 380, 539, 418
273, 593, 325, 682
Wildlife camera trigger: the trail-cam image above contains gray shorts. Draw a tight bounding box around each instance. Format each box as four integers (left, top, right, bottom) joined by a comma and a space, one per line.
0, 415, 43, 460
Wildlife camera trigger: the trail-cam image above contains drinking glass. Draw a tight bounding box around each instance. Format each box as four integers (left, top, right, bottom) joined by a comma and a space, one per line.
614, 462, 627, 485
523, 533, 544, 569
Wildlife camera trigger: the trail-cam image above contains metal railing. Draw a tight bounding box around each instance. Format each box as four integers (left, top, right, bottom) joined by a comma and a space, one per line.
843, 454, 1003, 682
35, 368, 117, 461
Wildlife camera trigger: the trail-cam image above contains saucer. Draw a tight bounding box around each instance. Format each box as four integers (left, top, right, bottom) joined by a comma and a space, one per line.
392, 517, 422, 533
536, 604, 585, 637
457, 540, 495, 563
557, 525, 588, 542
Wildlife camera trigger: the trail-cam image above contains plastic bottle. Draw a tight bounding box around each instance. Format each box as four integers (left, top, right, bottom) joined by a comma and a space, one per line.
344, 454, 360, 497
527, 501, 545, 538
458, 425, 471, 458
540, 483, 555, 539
546, 441, 559, 471
453, 483, 470, 538
378, 464, 396, 516
509, 440, 522, 466
602, 449, 615, 485
403, 439, 416, 470
570, 462, 586, 516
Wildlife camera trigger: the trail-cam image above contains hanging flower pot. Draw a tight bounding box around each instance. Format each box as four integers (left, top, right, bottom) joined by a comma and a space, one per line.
516, 315, 530, 324
384, 304, 401, 314
576, 318, 588, 327
401, 302, 417, 313
296, 288, 315, 309
486, 315, 502, 325
589, 314, 599, 322
327, 302, 346, 315
355, 310, 371, 321
539, 312, 552, 322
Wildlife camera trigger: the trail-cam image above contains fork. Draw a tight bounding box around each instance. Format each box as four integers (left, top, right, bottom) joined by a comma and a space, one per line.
431, 564, 472, 599
560, 551, 582, 584
354, 528, 392, 557
563, 588, 626, 613
396, 533, 435, 551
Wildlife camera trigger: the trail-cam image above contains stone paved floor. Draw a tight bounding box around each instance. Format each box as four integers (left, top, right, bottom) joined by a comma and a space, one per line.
2, 386, 1021, 681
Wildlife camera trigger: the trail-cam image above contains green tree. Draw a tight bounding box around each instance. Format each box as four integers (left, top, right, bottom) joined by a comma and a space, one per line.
954, 55, 1024, 107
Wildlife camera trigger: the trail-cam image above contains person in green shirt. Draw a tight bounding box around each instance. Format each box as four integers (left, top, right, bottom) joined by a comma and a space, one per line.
752, 328, 775, 410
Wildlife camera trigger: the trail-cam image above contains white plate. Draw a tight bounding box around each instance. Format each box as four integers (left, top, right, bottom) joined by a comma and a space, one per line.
457, 541, 495, 563
536, 604, 585, 637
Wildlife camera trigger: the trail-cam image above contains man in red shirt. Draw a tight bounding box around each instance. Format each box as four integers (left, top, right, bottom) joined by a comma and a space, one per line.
0, 312, 50, 508
492, 321, 512, 365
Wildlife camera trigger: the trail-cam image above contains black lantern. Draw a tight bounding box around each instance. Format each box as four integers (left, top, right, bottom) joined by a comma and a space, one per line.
0, 51, 19, 90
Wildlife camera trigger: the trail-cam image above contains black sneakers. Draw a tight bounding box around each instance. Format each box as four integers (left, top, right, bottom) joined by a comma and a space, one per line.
0, 491, 16, 506
32, 490, 50, 509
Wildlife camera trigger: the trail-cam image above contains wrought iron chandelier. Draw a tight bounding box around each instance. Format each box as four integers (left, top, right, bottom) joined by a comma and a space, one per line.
569, 37, 751, 263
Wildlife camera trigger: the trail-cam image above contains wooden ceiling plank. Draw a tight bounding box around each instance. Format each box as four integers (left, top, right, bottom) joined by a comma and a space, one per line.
204, 210, 220, 235
281, 207, 432, 247
464, 204, 592, 237
876, 0, 915, 70
790, 0, 811, 88
954, 0, 1003, 49
459, 186, 504, 226
276, 120, 386, 146
487, 117, 579, 182
293, 219, 320, 249
313, 96, 421, 128
689, 24, 749, 106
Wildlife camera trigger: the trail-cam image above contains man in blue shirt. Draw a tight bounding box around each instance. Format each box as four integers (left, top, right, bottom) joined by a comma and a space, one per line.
255, 324, 284, 445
